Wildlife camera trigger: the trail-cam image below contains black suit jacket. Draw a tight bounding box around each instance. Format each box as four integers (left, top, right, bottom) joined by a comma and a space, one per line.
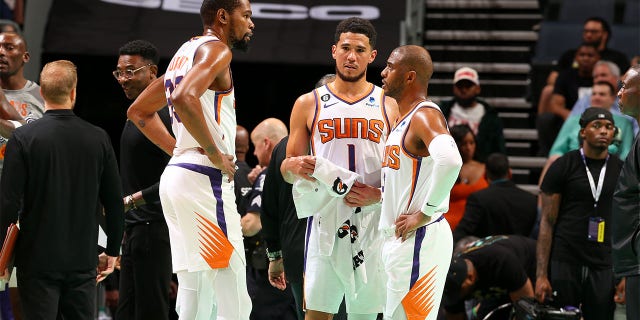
453, 180, 537, 243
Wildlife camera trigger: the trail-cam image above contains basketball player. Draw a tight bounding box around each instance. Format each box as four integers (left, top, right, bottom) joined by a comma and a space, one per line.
378, 45, 461, 319
281, 17, 399, 320
126, 0, 255, 318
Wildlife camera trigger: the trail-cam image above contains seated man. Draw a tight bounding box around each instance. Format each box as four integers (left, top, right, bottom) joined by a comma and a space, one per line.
443, 235, 536, 320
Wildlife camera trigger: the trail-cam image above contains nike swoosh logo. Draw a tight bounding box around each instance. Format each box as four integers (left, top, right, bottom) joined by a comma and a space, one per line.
323, 102, 338, 108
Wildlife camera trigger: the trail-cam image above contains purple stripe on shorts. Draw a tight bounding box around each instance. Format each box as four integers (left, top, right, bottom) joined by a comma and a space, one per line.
409, 225, 426, 288
169, 163, 227, 236
303, 216, 313, 273
409, 215, 444, 288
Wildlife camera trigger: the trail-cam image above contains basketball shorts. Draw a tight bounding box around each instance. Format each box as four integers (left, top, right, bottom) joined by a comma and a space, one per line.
381, 216, 453, 320
159, 150, 244, 273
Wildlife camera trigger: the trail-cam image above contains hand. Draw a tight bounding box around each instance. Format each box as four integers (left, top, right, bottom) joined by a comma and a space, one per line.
209, 153, 236, 182
615, 277, 626, 304
534, 276, 553, 303
247, 165, 264, 184
268, 259, 287, 290
344, 181, 381, 207
96, 253, 117, 283
394, 211, 431, 241
105, 289, 119, 309
284, 156, 316, 181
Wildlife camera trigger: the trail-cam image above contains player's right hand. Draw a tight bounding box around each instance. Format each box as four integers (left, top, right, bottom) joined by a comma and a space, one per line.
534, 276, 553, 303
286, 155, 316, 181
209, 153, 236, 182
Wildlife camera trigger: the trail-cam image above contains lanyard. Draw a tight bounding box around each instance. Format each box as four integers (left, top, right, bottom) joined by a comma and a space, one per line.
579, 148, 608, 208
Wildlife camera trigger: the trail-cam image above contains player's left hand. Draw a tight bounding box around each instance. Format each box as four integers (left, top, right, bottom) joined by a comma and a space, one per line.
96, 253, 117, 283
394, 211, 431, 242
344, 181, 381, 207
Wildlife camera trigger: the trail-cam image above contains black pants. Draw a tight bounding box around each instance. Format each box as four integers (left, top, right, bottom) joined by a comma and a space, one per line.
17, 268, 96, 320
550, 260, 615, 320
246, 265, 298, 320
116, 221, 173, 320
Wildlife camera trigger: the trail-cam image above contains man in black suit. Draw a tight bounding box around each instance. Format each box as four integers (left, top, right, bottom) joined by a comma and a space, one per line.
0, 60, 124, 319
453, 153, 537, 242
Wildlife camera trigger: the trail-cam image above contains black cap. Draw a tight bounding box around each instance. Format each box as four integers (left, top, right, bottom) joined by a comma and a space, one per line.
443, 257, 468, 306
579, 107, 614, 128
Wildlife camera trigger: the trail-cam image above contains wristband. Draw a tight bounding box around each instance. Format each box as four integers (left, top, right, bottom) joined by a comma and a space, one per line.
266, 250, 282, 261
8, 120, 21, 129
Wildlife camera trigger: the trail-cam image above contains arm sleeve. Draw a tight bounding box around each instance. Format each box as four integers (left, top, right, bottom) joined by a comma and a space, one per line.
99, 134, 124, 256
421, 134, 463, 216
261, 140, 287, 252
140, 182, 160, 203
0, 135, 25, 242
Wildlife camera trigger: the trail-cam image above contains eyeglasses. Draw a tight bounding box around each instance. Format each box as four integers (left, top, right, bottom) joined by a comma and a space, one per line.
112, 64, 152, 79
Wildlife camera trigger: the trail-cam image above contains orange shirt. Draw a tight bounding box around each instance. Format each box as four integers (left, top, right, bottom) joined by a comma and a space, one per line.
446, 177, 488, 231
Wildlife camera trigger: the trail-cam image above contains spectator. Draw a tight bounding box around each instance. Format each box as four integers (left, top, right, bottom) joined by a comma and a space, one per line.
439, 67, 506, 162
0, 60, 124, 318
235, 125, 252, 216
536, 107, 623, 319
537, 42, 600, 155
570, 61, 623, 116
113, 39, 173, 320
537, 17, 630, 115
443, 235, 536, 320
446, 124, 488, 231
453, 153, 537, 242
612, 65, 640, 320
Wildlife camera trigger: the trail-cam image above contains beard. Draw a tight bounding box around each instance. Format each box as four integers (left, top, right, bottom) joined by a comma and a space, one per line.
230, 33, 251, 52
336, 66, 366, 83
454, 95, 477, 108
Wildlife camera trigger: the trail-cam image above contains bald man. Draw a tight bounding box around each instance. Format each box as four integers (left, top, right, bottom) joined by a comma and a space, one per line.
240, 118, 296, 319
379, 45, 462, 320
235, 125, 253, 216
613, 65, 640, 320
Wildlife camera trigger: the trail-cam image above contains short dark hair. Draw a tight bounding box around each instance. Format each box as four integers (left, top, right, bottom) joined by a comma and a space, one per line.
594, 81, 616, 96
334, 17, 377, 49
201, 0, 240, 26
485, 153, 509, 181
577, 41, 599, 53
118, 40, 159, 65
585, 16, 611, 37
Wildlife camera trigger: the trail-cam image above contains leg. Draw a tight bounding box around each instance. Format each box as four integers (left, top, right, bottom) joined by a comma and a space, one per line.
132, 222, 172, 320
175, 270, 217, 320
625, 275, 640, 320
289, 280, 305, 320
58, 269, 96, 320
548, 261, 582, 309
16, 269, 60, 320
582, 267, 615, 320
116, 229, 135, 319
215, 247, 251, 320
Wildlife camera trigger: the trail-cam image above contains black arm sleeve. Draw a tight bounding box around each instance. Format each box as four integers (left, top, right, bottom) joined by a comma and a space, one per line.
261, 138, 288, 252
100, 134, 125, 257
140, 182, 160, 203
0, 135, 24, 243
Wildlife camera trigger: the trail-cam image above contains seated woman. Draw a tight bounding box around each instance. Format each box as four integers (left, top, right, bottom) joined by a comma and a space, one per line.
446, 124, 488, 231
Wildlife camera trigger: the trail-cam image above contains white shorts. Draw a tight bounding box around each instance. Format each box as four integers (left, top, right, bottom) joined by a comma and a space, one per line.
304, 212, 385, 314
381, 216, 453, 320
159, 151, 244, 273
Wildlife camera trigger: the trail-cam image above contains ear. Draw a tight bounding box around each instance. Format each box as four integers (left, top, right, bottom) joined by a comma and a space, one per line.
23, 51, 30, 63
406, 70, 417, 84
579, 127, 586, 139
331, 44, 337, 60
368, 49, 377, 64
149, 64, 158, 78
70, 86, 77, 102
217, 8, 228, 25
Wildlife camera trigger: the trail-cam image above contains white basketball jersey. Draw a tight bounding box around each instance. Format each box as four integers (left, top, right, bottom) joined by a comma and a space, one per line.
311, 84, 391, 186
379, 101, 450, 230
164, 36, 236, 158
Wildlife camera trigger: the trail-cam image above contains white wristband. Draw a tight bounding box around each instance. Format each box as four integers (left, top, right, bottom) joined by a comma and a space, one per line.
8, 120, 21, 129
